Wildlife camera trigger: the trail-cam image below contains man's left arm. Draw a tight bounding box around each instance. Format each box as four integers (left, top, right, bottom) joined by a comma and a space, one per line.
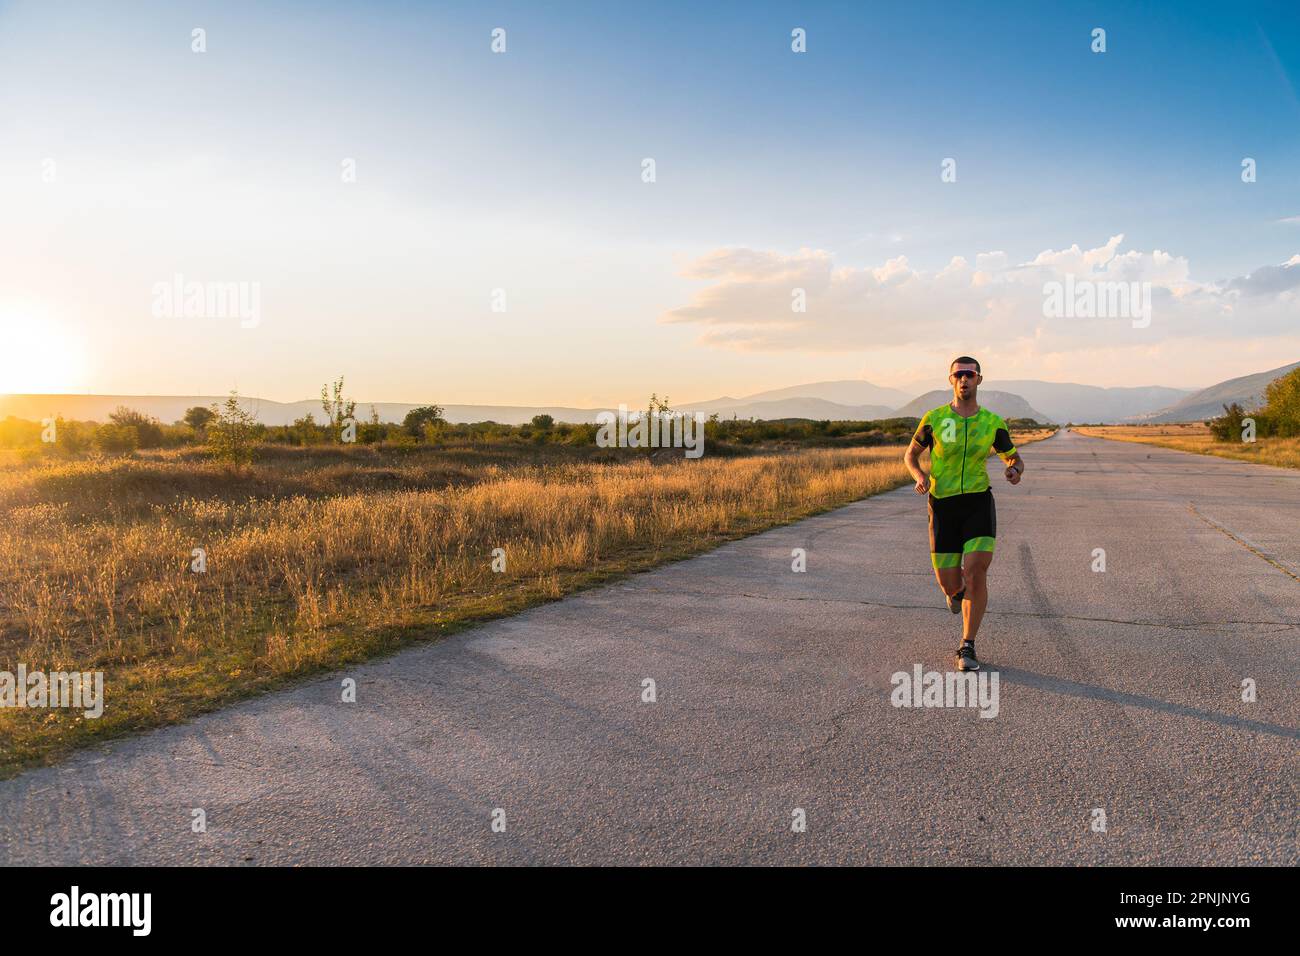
992, 425, 1023, 485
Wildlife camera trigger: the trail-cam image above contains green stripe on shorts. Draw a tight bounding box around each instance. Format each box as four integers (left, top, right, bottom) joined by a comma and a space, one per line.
963, 536, 996, 554
931, 552, 962, 568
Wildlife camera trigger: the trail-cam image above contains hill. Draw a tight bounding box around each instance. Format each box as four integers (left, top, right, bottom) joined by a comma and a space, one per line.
690, 377, 1188, 422
1139, 361, 1300, 423
734, 379, 912, 408
0, 394, 607, 427
894, 390, 1051, 422
983, 381, 1189, 425
16, 363, 1298, 429
678, 396, 896, 421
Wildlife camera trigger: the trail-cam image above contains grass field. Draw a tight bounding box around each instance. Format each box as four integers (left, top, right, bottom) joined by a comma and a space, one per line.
0, 429, 1053, 775
1072, 424, 1300, 470
1008, 428, 1055, 447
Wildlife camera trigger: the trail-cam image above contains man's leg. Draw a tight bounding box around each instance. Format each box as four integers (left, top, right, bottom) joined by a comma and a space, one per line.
932, 564, 963, 598
960, 548, 993, 642
928, 493, 964, 602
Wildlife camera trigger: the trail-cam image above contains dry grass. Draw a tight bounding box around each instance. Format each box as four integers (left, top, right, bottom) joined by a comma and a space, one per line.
1073, 424, 1300, 470
0, 444, 913, 773
0, 429, 1056, 773
1012, 428, 1056, 446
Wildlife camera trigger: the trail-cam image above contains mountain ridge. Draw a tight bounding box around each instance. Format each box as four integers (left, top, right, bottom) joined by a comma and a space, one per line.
894, 390, 1051, 422
1136, 361, 1300, 423
3, 362, 1293, 426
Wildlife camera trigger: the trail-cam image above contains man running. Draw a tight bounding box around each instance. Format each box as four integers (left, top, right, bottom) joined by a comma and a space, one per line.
903, 357, 1024, 672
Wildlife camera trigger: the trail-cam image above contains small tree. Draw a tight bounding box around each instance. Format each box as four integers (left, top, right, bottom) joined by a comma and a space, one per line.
208, 392, 257, 465
290, 412, 323, 446
183, 406, 216, 432
361, 405, 385, 444
530, 413, 554, 431
403, 404, 445, 438
642, 393, 675, 457
321, 376, 357, 443
1262, 367, 1300, 437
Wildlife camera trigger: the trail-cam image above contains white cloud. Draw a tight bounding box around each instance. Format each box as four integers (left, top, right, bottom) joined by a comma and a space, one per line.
1226, 256, 1300, 296
661, 236, 1299, 354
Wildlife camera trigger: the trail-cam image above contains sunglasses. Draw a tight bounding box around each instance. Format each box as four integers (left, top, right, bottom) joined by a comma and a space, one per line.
950, 370, 978, 380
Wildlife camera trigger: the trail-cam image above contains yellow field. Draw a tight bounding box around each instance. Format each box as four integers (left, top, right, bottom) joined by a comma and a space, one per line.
0, 428, 1057, 774
0, 445, 911, 773
1072, 424, 1300, 470
1012, 428, 1056, 446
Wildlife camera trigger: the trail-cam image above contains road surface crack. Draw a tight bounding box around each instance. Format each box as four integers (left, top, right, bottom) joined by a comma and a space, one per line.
1187, 503, 1300, 583
805, 688, 879, 755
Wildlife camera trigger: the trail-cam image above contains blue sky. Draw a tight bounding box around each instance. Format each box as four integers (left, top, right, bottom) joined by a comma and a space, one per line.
1, 0, 1298, 404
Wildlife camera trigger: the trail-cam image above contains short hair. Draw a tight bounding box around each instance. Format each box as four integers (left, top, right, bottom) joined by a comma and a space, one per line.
950, 356, 980, 374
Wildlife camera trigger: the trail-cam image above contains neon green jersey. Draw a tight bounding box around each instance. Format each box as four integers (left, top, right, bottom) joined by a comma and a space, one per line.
911, 405, 1018, 499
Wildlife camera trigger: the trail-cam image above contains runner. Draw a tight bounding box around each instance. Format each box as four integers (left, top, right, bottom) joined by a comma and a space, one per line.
903, 357, 1024, 671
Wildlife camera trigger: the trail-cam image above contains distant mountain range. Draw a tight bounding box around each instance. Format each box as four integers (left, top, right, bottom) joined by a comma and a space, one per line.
0, 394, 610, 428
1134, 361, 1300, 423
3, 361, 1295, 426
894, 390, 1050, 422
677, 396, 898, 422
674, 379, 909, 421
710, 380, 913, 408
981, 381, 1189, 425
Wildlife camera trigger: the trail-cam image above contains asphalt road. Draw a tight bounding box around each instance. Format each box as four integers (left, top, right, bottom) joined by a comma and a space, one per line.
2, 428, 1296, 865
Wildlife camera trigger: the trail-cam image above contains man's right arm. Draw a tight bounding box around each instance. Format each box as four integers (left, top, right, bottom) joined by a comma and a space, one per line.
904, 415, 932, 494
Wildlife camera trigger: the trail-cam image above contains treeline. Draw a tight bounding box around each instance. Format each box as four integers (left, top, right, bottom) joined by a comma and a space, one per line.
0, 409, 1047, 460
0, 403, 591, 456
710, 416, 1046, 445
0, 378, 1052, 462
0, 407, 192, 455
1209, 367, 1300, 440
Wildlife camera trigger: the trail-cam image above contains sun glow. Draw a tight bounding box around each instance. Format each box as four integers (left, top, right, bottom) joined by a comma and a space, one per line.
0, 316, 89, 393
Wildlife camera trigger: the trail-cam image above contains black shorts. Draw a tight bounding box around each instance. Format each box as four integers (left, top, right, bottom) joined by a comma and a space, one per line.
928, 489, 996, 568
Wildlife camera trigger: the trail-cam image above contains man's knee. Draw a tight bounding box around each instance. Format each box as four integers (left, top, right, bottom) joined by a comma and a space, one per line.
935, 569, 963, 594
962, 556, 991, 588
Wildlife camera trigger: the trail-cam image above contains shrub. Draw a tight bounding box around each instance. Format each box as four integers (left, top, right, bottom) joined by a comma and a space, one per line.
109, 406, 164, 448
56, 418, 94, 455
208, 393, 258, 465
94, 423, 139, 455
0, 415, 42, 449
1209, 403, 1245, 441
